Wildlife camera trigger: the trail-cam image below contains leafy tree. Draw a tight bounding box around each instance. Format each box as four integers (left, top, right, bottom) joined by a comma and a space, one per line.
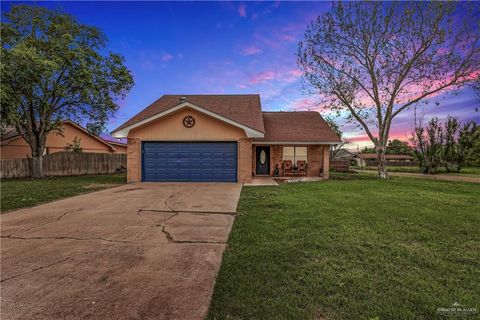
442, 116, 461, 172
1, 5, 133, 177
411, 115, 479, 173
361, 146, 376, 154
411, 117, 444, 174
298, 2, 480, 179
386, 139, 413, 156
455, 121, 479, 168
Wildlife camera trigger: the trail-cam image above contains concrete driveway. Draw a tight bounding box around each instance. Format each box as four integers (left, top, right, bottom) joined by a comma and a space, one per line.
1, 182, 242, 320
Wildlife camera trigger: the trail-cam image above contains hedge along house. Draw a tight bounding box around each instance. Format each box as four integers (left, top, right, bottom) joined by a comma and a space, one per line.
111, 95, 341, 183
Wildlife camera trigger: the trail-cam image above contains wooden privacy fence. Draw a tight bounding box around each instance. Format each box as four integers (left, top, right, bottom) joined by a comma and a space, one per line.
1, 152, 126, 179
365, 160, 420, 167
330, 160, 350, 172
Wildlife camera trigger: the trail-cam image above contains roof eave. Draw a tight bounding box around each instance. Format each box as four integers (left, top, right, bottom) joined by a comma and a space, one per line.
252, 141, 341, 145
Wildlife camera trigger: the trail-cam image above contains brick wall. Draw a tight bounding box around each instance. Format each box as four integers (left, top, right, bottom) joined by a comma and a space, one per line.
127, 138, 141, 183
322, 146, 330, 179
307, 145, 322, 177
238, 138, 252, 183
270, 145, 283, 176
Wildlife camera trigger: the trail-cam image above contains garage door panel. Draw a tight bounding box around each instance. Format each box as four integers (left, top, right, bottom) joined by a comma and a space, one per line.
142, 142, 237, 182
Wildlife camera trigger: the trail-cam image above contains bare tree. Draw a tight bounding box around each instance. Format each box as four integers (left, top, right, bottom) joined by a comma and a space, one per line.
298, 2, 480, 178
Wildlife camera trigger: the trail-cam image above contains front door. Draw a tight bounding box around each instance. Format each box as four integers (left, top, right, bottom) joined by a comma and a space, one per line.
256, 146, 270, 175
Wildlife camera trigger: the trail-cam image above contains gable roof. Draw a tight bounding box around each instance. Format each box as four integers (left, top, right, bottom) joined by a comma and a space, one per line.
334, 148, 356, 159
106, 140, 127, 148
112, 94, 265, 137
253, 112, 341, 144
1, 121, 119, 151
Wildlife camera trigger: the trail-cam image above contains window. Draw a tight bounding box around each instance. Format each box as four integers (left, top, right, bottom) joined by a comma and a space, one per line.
282, 146, 307, 164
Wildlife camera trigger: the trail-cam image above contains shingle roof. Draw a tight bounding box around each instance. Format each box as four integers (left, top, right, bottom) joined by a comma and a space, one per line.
1, 121, 119, 151
254, 112, 342, 143
113, 94, 265, 133
357, 153, 413, 160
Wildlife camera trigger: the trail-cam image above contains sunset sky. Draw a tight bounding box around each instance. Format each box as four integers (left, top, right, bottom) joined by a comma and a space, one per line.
2, 1, 479, 149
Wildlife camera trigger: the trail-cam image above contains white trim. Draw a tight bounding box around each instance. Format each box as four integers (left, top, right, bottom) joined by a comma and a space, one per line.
252, 141, 340, 145
111, 101, 265, 138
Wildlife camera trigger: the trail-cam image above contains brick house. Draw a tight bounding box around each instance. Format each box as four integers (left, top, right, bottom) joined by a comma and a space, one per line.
1, 120, 127, 160
111, 94, 341, 183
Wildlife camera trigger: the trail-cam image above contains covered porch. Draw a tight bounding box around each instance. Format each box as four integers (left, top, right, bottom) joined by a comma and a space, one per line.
251, 143, 331, 179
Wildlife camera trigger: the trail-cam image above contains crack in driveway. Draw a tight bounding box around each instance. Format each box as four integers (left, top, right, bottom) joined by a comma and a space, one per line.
164, 193, 177, 212
136, 209, 236, 215
1, 257, 72, 283
1, 235, 152, 245
14, 209, 83, 236
2, 234, 226, 245
136, 209, 229, 244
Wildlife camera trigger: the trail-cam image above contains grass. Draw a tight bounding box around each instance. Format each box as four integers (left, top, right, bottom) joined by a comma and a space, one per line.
353, 165, 480, 176
208, 174, 480, 319
1, 173, 126, 212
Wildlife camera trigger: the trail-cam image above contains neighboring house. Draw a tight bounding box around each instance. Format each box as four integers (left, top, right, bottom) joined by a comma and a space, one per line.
331, 148, 356, 161
104, 140, 128, 153
111, 94, 341, 183
0, 120, 126, 159
355, 153, 414, 166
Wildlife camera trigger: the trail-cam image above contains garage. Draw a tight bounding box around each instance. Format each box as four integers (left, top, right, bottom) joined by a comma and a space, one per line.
142, 142, 237, 182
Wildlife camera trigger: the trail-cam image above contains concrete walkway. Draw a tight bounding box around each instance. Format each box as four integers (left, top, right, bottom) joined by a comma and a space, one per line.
355, 169, 480, 183
1, 183, 242, 320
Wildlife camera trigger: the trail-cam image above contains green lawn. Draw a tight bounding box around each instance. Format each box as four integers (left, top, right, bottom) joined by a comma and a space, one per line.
1, 173, 126, 212
208, 174, 480, 319
353, 165, 480, 176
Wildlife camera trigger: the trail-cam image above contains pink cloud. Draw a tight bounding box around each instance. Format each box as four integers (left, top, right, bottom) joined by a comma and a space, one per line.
249, 71, 276, 84
287, 69, 302, 77
281, 34, 296, 42
238, 4, 246, 17
241, 46, 263, 56
291, 97, 328, 111
247, 69, 303, 85
162, 53, 173, 62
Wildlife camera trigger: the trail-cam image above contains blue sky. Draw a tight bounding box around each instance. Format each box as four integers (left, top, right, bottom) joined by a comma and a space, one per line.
2, 1, 479, 148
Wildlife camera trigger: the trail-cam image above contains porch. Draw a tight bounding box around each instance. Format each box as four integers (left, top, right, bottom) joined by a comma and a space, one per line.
251, 144, 331, 179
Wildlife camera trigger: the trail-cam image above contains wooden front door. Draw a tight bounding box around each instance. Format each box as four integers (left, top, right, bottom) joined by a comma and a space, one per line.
255, 146, 270, 175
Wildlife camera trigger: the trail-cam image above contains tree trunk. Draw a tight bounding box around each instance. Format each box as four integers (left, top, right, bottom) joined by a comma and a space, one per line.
377, 141, 388, 179
31, 145, 45, 178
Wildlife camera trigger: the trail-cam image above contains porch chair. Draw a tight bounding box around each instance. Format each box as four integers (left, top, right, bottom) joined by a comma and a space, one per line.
297, 160, 307, 176
283, 160, 293, 176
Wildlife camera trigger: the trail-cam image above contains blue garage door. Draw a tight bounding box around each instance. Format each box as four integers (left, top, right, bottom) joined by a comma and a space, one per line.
142, 142, 237, 182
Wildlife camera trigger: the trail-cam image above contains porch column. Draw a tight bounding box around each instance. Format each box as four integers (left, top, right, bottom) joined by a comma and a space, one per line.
323, 145, 330, 179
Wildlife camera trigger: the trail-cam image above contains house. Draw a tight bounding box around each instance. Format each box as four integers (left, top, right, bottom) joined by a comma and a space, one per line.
331, 148, 356, 161
111, 94, 341, 183
0, 120, 127, 159
355, 153, 414, 166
